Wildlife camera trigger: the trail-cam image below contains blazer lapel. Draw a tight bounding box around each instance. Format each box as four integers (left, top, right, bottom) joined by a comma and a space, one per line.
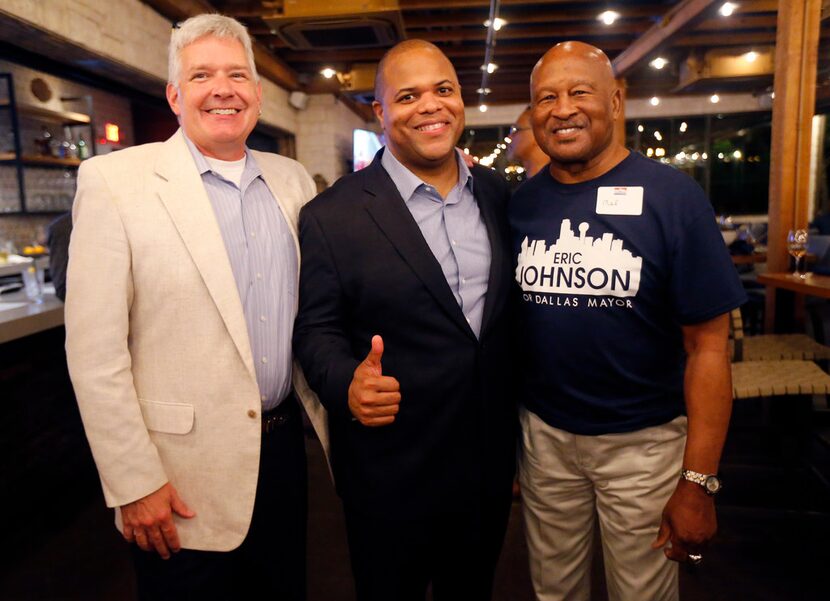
362, 156, 476, 339
475, 174, 509, 340
153, 130, 256, 382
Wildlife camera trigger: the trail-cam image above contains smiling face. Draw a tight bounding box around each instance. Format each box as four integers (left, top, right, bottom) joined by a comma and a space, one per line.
372, 45, 464, 176
166, 35, 261, 160
530, 42, 621, 177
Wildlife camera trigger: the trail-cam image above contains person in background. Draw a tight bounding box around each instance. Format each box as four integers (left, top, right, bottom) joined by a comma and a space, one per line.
507, 105, 549, 177
510, 41, 746, 601
46, 211, 71, 301
294, 40, 516, 601
64, 14, 326, 601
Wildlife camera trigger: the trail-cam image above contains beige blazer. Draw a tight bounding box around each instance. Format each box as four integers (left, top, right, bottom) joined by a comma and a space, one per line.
65, 130, 329, 551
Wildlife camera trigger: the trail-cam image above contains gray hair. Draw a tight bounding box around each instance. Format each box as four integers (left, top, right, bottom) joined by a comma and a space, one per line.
168, 14, 259, 86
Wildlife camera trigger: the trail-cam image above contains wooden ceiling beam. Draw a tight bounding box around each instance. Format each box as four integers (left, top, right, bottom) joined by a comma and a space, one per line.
417, 22, 648, 43
613, 0, 720, 77
402, 6, 662, 28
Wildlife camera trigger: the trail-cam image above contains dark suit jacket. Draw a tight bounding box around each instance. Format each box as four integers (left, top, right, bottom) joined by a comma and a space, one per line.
294, 150, 517, 520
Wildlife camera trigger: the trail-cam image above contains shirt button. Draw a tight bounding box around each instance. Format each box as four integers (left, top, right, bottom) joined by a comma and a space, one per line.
451, 240, 457, 246
461, 278, 467, 284
260, 315, 267, 322
250, 232, 256, 238
247, 409, 257, 419
256, 273, 262, 280
261, 356, 268, 364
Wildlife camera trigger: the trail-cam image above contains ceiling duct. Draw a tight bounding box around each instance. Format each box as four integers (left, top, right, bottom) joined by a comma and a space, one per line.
675, 47, 775, 94
263, 0, 404, 50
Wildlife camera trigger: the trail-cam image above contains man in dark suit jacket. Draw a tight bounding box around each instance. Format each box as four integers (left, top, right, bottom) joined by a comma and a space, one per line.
294, 40, 516, 601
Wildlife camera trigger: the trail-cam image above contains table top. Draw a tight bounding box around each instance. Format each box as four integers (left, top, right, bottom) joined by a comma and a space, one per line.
0, 286, 63, 344
732, 252, 767, 265
757, 272, 830, 299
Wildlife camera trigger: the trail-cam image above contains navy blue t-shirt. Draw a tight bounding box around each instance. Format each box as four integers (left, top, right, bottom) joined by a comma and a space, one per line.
509, 151, 747, 435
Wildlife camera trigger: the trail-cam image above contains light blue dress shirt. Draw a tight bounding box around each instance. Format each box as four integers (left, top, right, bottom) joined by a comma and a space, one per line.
380, 148, 491, 337
184, 136, 296, 410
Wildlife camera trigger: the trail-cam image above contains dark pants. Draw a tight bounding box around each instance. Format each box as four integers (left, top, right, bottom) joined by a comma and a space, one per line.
343, 491, 512, 601
131, 400, 307, 601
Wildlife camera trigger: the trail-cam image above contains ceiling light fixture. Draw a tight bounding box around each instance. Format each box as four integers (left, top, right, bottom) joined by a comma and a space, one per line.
320, 67, 337, 79
743, 50, 758, 62
477, 87, 492, 95
719, 2, 736, 17
650, 96, 660, 106
597, 11, 620, 25
710, 94, 720, 103
483, 17, 507, 31
479, 104, 488, 112
637, 124, 644, 133
679, 121, 688, 133
649, 57, 668, 70
481, 63, 499, 74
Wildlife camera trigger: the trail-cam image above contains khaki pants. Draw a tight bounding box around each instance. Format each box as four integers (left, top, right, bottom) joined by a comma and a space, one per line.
519, 408, 687, 601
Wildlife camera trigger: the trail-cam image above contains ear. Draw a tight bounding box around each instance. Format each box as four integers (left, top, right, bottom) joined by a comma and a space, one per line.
372, 100, 384, 127
610, 87, 622, 121
166, 83, 182, 117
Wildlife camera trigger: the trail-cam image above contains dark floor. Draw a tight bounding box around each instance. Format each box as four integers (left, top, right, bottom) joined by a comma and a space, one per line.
2, 402, 829, 601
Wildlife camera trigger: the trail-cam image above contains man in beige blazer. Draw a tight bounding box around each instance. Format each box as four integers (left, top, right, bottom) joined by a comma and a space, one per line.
65, 14, 326, 601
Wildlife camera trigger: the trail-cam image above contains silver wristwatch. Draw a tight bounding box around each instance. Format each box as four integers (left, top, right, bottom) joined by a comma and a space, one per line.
680, 469, 722, 496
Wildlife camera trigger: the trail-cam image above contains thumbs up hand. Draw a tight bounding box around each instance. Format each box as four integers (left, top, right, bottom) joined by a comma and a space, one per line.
348, 335, 401, 426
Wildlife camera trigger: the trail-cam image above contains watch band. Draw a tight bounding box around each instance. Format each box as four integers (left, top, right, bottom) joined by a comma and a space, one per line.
680, 469, 709, 486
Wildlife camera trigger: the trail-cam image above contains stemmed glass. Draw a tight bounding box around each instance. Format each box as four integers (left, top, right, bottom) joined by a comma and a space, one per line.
787, 229, 809, 279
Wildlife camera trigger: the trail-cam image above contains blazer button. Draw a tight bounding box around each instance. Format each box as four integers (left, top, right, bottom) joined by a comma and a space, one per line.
248, 409, 258, 419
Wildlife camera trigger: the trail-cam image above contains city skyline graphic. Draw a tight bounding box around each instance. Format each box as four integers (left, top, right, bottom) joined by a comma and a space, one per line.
516, 219, 643, 297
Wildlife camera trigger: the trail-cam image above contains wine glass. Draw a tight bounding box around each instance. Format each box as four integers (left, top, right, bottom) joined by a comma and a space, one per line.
787, 229, 809, 278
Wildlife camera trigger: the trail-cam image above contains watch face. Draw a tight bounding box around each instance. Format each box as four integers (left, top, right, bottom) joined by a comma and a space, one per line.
704, 476, 722, 495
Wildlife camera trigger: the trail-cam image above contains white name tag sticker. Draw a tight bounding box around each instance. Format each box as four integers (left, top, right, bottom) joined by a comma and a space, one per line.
596, 186, 643, 216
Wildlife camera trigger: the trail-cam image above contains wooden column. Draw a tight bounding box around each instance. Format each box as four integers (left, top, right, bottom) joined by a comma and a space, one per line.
615, 77, 627, 147
765, 0, 822, 332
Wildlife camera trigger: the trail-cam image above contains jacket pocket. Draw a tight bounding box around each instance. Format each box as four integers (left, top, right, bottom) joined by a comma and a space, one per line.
138, 399, 195, 435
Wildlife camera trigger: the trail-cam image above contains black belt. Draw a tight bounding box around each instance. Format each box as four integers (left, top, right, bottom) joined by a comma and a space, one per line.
262, 396, 299, 434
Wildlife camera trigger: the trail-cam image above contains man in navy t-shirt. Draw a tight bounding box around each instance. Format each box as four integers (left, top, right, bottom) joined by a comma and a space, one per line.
510, 42, 746, 601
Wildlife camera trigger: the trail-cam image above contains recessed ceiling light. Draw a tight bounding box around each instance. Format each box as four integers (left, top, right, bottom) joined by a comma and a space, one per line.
679, 121, 688, 133
480, 63, 499, 74
710, 94, 720, 103
650, 96, 660, 106
479, 104, 488, 112
649, 57, 668, 70
598, 11, 620, 25
743, 51, 758, 62
320, 67, 337, 79
719, 2, 736, 17
477, 87, 492, 95
637, 124, 644, 133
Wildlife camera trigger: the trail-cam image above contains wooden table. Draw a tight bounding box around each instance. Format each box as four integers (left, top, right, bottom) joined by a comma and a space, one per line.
757, 272, 830, 332
757, 272, 830, 299
732, 252, 767, 266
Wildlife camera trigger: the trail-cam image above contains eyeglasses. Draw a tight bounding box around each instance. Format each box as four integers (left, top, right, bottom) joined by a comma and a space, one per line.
509, 125, 531, 135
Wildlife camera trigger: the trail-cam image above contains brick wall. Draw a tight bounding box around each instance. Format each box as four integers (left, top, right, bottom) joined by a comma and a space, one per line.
296, 94, 373, 187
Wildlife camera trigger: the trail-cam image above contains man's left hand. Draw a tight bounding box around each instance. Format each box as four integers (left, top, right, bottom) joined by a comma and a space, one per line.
651, 479, 716, 563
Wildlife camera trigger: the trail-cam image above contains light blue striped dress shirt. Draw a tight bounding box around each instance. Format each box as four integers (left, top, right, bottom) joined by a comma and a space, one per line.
184, 136, 296, 410
381, 148, 491, 337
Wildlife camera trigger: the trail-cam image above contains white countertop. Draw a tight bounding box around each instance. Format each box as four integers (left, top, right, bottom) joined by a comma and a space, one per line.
0, 286, 64, 344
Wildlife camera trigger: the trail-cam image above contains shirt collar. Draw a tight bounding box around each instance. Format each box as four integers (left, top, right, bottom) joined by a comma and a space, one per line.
380, 147, 474, 203
182, 133, 262, 181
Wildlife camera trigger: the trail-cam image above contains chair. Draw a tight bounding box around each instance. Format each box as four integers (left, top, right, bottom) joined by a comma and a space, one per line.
729, 308, 830, 362
729, 309, 830, 400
